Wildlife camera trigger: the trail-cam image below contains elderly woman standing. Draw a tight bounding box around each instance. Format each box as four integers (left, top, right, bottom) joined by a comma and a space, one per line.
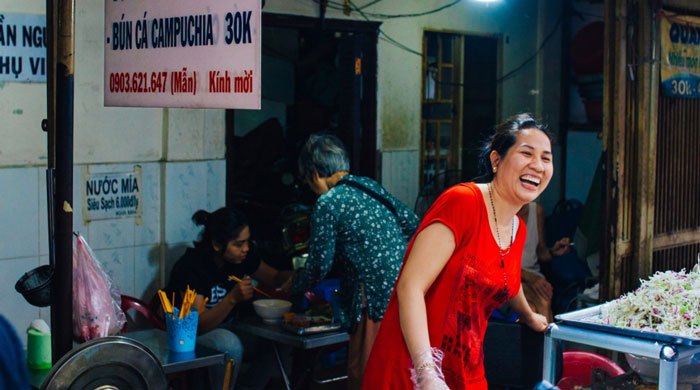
363, 113, 552, 390
290, 134, 419, 389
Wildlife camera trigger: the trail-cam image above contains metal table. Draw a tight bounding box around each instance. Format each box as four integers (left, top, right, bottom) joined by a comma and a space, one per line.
543, 323, 700, 390
125, 329, 225, 373
230, 317, 350, 390
231, 317, 349, 349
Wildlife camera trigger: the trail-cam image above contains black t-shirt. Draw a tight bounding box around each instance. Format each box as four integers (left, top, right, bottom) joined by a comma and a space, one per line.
166, 245, 261, 309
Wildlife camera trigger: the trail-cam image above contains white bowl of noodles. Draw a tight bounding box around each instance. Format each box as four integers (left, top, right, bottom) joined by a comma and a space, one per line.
253, 299, 292, 324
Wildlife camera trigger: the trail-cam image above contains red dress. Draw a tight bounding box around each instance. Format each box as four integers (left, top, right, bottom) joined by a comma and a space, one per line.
362, 183, 525, 390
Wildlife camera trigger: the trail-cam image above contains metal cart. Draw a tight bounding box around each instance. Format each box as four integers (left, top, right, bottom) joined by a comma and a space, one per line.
543, 304, 700, 390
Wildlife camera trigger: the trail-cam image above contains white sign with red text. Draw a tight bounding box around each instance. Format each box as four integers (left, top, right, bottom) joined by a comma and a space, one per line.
104, 0, 260, 109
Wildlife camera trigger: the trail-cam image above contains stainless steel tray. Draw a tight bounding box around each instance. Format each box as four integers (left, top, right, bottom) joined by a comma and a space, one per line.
555, 303, 700, 346
281, 321, 342, 335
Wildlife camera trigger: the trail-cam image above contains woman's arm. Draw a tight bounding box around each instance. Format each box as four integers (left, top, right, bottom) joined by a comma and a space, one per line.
521, 268, 542, 284
521, 269, 553, 301
193, 277, 253, 333
396, 223, 455, 365
252, 261, 294, 288
291, 202, 337, 293
507, 285, 548, 331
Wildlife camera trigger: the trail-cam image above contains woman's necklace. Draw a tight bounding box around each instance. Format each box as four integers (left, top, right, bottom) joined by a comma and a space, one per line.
487, 183, 515, 298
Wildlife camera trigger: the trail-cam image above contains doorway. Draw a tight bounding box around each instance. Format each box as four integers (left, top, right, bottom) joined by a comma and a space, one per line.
416, 31, 498, 215
462, 35, 498, 183
224, 14, 379, 269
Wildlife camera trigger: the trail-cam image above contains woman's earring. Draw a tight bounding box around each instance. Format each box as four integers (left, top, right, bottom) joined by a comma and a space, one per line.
492, 166, 497, 172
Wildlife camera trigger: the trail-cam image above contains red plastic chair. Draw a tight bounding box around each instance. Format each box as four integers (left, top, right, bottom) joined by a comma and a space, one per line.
557, 350, 626, 390
120, 294, 166, 332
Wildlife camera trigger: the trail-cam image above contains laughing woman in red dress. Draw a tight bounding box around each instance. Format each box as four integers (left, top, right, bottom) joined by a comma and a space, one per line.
363, 113, 553, 390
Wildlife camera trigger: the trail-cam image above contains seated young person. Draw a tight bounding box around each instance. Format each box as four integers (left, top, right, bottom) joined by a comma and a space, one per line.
165, 207, 292, 390
518, 202, 570, 323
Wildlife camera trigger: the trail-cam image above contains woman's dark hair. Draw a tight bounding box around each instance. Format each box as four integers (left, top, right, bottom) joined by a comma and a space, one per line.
298, 134, 350, 180
476, 113, 553, 182
192, 207, 248, 252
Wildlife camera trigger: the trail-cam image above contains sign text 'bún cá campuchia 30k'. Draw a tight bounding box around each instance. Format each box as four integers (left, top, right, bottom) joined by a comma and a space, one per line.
104, 0, 261, 109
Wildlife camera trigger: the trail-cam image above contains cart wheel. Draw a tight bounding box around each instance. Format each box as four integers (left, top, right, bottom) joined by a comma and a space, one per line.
42, 336, 167, 390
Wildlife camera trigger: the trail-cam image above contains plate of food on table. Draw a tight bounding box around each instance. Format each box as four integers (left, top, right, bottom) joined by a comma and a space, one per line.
281, 292, 342, 335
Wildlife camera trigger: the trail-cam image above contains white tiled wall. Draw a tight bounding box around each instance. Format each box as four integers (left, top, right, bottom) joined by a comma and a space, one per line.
165, 162, 209, 245
135, 163, 162, 246
133, 244, 161, 303
381, 150, 420, 209
0, 168, 40, 260
0, 159, 225, 346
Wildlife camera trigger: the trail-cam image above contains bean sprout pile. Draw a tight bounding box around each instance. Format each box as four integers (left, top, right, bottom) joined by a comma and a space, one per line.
600, 265, 700, 338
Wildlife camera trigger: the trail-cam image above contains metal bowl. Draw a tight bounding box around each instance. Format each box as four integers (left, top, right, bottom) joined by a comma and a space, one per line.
625, 353, 700, 384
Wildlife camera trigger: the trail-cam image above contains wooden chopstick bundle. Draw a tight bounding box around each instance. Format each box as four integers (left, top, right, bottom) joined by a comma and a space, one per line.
158, 290, 173, 313
158, 287, 200, 319
179, 286, 197, 318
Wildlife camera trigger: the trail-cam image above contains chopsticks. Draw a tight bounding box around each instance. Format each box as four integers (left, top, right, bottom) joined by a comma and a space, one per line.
179, 286, 196, 318
158, 290, 174, 313
157, 286, 201, 317
228, 275, 272, 298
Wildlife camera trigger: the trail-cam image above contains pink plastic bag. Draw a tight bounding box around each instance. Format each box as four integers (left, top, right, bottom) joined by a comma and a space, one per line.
72, 233, 126, 342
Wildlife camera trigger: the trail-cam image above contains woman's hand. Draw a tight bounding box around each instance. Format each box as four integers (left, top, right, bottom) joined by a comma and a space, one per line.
411, 347, 451, 390
521, 311, 548, 332
550, 237, 571, 257
229, 276, 254, 304
531, 276, 553, 301
278, 273, 294, 294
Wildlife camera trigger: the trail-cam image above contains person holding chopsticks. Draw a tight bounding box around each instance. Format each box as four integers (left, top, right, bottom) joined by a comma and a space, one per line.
165, 206, 292, 390
363, 113, 552, 390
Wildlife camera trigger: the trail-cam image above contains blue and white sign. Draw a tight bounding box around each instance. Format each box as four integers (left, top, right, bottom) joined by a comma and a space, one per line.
661, 13, 700, 98
82, 168, 143, 222
0, 13, 47, 82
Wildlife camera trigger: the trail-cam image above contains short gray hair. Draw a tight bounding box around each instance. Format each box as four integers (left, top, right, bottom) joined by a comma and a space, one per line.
298, 134, 350, 179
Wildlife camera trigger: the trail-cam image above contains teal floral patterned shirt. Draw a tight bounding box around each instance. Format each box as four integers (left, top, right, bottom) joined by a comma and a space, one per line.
292, 175, 420, 330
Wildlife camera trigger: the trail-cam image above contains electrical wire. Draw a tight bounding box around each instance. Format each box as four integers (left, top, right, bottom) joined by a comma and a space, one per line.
496, 14, 563, 83
343, 1, 423, 57
312, 0, 563, 84
312, 0, 461, 19
378, 33, 424, 56
357, 0, 382, 10
360, 0, 462, 19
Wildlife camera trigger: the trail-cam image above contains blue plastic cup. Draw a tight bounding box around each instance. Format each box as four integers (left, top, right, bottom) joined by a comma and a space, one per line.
165, 309, 199, 353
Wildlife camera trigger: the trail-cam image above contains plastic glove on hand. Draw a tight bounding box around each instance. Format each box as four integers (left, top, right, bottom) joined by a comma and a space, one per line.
410, 347, 451, 390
